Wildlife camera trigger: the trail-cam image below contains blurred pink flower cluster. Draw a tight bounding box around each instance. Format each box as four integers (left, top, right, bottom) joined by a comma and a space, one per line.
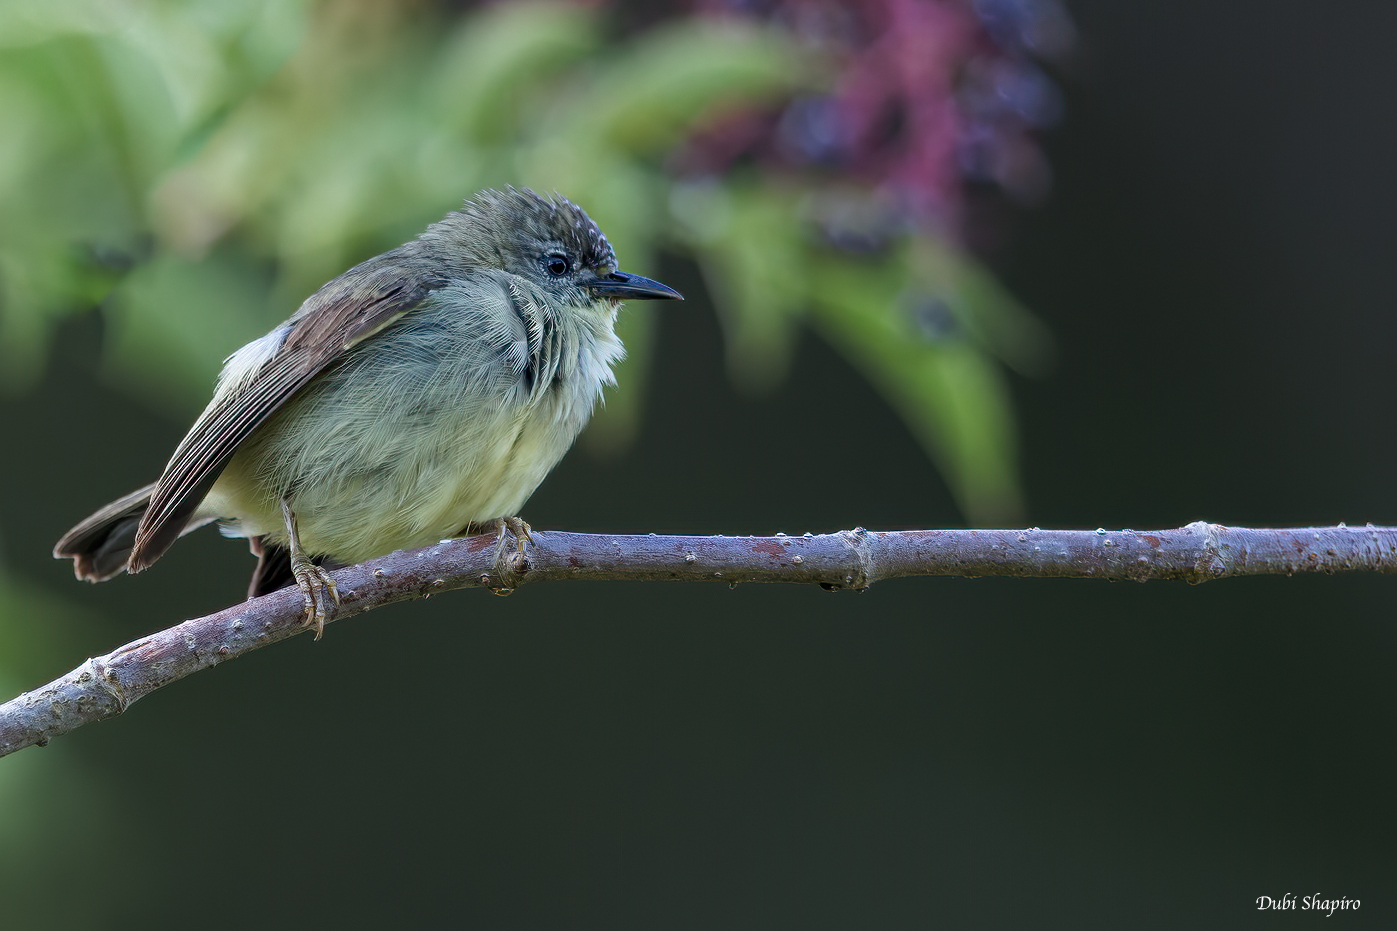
674, 0, 1074, 248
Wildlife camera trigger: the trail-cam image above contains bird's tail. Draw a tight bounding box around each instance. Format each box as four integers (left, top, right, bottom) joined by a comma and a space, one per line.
54, 484, 161, 582
56, 485, 288, 595
56, 484, 222, 582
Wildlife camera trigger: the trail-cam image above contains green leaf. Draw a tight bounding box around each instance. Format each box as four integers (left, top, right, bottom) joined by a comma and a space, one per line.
909, 238, 1054, 376
565, 20, 805, 155
103, 246, 275, 415
683, 181, 805, 394
426, 1, 599, 143
809, 252, 1023, 525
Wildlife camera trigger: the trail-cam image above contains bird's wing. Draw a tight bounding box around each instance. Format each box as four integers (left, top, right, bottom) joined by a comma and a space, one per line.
129, 262, 447, 572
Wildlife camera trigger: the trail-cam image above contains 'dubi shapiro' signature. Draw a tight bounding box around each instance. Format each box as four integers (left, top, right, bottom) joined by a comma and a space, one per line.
1256, 894, 1359, 916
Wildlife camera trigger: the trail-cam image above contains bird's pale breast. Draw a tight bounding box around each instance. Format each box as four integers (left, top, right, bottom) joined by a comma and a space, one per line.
201, 281, 623, 564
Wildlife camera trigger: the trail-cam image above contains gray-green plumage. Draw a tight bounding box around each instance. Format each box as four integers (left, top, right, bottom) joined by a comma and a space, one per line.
55, 188, 681, 624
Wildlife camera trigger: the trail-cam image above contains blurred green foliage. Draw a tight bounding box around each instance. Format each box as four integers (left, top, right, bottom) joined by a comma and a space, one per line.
0, 0, 1044, 524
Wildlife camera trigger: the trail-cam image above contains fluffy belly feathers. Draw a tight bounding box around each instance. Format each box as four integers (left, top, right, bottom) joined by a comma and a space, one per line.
198, 290, 620, 564
205, 383, 591, 564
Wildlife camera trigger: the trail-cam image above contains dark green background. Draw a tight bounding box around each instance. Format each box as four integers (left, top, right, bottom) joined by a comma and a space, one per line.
4, 1, 1393, 927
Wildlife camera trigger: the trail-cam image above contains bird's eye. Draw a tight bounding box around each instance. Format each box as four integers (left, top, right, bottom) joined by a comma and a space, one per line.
544, 253, 571, 277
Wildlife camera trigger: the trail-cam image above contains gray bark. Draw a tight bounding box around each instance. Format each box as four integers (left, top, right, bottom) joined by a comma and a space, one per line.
4, 522, 1394, 759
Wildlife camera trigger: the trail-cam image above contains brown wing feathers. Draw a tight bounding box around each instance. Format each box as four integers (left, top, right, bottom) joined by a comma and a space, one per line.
127, 271, 443, 573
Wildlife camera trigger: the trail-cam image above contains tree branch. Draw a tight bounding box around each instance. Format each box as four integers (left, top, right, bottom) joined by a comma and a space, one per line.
4, 521, 1395, 758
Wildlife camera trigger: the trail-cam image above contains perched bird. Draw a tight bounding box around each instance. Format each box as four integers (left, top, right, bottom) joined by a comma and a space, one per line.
55, 187, 682, 636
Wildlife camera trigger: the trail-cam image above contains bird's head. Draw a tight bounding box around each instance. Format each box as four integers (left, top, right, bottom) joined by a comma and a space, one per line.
429, 187, 683, 308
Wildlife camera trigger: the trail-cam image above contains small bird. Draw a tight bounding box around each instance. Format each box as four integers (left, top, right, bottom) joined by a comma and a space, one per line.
55, 187, 682, 636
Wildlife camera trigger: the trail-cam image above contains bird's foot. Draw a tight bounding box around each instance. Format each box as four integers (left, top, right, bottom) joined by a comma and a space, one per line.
483, 517, 532, 595
291, 554, 340, 640
495, 515, 533, 553
484, 516, 531, 565
280, 497, 339, 640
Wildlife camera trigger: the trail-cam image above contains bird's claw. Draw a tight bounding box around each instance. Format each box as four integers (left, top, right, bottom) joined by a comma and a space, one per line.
502, 516, 533, 553
490, 516, 533, 564
292, 556, 340, 640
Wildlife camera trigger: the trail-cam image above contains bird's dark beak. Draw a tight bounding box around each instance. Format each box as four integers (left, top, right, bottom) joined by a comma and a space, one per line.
588, 271, 684, 301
